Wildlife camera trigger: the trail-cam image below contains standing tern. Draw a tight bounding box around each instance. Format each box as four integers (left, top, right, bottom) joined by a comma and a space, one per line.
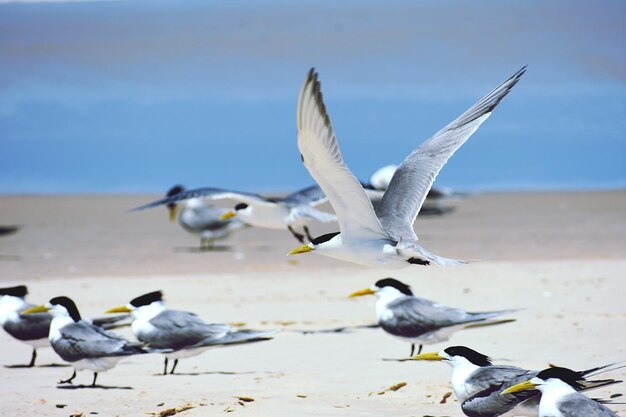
164, 185, 248, 250
349, 278, 518, 356
132, 185, 336, 243
502, 367, 621, 417
24, 296, 156, 387
410, 346, 621, 417
288, 67, 526, 267
0, 285, 51, 367
105, 290, 278, 375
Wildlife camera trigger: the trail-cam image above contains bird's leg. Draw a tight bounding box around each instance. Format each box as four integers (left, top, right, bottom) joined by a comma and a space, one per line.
28, 348, 37, 367
163, 358, 169, 375
303, 225, 314, 242
417, 344, 423, 355
169, 359, 179, 375
59, 370, 77, 384
410, 343, 415, 357
288, 226, 305, 243
91, 372, 98, 387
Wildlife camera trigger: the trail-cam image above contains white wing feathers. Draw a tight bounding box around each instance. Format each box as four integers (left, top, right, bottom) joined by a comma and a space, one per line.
297, 68, 388, 240
376, 66, 526, 242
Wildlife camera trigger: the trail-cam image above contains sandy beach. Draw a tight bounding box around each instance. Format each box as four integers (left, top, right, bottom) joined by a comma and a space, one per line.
1, 191, 625, 417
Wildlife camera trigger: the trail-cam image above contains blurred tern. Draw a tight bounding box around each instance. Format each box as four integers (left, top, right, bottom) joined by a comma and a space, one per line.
349, 278, 518, 356
502, 367, 621, 417
106, 291, 278, 375
411, 346, 621, 417
0, 285, 51, 367
133, 185, 336, 243
24, 296, 155, 387
288, 67, 525, 267
165, 185, 248, 250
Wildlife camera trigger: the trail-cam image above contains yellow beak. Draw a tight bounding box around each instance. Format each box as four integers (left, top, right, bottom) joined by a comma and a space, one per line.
287, 245, 313, 256
501, 380, 537, 395
168, 206, 177, 223
348, 288, 376, 298
23, 304, 49, 314
104, 306, 132, 314
409, 351, 445, 361
220, 211, 236, 221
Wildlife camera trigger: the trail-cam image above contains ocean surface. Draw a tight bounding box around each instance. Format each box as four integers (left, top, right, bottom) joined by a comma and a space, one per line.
1, 0, 625, 193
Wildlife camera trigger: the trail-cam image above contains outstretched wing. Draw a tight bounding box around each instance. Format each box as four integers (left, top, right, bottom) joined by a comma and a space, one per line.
130, 187, 277, 211
282, 185, 328, 207
297, 68, 388, 240
376, 67, 526, 241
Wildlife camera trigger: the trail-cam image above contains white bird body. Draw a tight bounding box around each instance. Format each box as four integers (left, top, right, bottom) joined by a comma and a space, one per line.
234, 203, 293, 230
538, 379, 579, 417
291, 67, 526, 267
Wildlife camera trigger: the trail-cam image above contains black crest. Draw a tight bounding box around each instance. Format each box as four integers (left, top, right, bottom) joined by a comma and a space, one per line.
537, 367, 585, 389
234, 203, 249, 211
166, 185, 185, 209
130, 290, 163, 308
444, 346, 492, 366
311, 231, 340, 245
49, 296, 82, 322
374, 278, 413, 296
0, 285, 28, 298
166, 185, 185, 197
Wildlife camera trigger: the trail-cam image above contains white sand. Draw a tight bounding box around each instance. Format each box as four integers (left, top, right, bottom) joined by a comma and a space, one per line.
0, 191, 625, 416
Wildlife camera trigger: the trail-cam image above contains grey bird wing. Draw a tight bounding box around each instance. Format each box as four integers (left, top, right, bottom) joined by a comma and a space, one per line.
297, 68, 388, 241
380, 296, 505, 338
54, 321, 145, 362
461, 366, 539, 416
130, 187, 277, 212
182, 204, 236, 231
375, 67, 526, 242
146, 310, 231, 350
558, 393, 620, 417
282, 185, 328, 207
4, 304, 51, 341
190, 329, 279, 348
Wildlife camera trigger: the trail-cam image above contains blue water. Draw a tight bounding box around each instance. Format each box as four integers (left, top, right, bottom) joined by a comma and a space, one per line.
1, 0, 625, 193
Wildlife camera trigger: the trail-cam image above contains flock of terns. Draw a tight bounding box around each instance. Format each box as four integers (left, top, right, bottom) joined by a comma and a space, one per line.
2, 67, 623, 416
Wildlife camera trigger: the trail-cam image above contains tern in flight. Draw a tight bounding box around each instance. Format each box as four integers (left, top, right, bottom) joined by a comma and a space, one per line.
133, 185, 336, 243
288, 67, 526, 267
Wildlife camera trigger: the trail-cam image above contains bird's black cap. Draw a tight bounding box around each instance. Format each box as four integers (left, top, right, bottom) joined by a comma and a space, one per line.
310, 231, 340, 245
50, 296, 82, 322
166, 185, 185, 197
234, 203, 249, 211
537, 367, 585, 389
130, 291, 164, 308
0, 285, 28, 298
443, 346, 492, 366
374, 278, 413, 296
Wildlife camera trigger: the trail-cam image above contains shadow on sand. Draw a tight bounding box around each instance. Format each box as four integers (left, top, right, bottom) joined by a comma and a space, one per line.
173, 245, 233, 253
57, 384, 133, 390
5, 363, 70, 369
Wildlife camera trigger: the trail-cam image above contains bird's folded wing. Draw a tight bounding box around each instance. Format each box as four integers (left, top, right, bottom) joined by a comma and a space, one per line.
56, 322, 133, 360
297, 68, 388, 240
382, 297, 474, 337
130, 187, 276, 211
376, 66, 526, 242
147, 310, 230, 349
558, 394, 619, 417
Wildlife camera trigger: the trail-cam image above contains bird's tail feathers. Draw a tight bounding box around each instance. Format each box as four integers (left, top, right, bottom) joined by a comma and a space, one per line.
197, 329, 279, 347
463, 318, 517, 329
